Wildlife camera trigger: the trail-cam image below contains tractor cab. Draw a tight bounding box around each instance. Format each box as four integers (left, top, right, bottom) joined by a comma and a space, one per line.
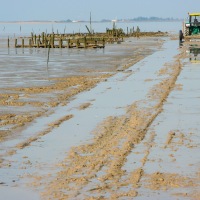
184, 13, 200, 36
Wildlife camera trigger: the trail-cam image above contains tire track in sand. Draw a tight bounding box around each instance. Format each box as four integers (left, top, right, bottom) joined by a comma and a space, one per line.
40, 47, 183, 199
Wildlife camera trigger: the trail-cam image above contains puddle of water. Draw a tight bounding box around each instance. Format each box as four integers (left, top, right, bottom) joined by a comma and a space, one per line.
0, 186, 40, 200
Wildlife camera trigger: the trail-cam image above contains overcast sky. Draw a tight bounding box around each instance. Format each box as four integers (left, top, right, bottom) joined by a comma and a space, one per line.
0, 0, 199, 21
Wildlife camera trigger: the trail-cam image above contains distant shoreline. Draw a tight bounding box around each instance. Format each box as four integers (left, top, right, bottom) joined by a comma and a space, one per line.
0, 20, 183, 24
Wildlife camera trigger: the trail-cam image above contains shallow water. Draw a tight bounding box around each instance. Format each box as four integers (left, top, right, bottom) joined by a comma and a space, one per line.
0, 21, 181, 37
0, 187, 40, 200
0, 38, 157, 88
123, 46, 200, 199
0, 38, 183, 199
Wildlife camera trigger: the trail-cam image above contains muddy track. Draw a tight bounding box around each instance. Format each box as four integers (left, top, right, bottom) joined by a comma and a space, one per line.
40, 46, 184, 199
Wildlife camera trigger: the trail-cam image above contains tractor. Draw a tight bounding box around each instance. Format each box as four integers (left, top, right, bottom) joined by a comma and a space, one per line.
180, 13, 200, 41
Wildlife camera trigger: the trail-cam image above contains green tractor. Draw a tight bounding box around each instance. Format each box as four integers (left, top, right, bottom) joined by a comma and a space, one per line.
181, 13, 200, 41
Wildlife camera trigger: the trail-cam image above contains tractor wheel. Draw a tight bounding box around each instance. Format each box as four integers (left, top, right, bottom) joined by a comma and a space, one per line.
185, 27, 189, 36
179, 30, 183, 42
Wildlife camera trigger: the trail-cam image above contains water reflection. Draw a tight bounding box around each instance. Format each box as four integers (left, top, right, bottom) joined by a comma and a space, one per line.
189, 46, 200, 63
29, 48, 33, 54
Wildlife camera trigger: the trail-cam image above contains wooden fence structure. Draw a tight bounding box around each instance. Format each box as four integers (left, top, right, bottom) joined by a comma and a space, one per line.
11, 32, 124, 49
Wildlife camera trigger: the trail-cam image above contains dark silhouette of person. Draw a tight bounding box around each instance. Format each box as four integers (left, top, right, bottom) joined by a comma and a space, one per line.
194, 18, 198, 24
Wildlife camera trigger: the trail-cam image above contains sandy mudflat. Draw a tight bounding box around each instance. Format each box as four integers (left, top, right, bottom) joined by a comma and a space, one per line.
0, 37, 158, 141
0, 36, 199, 200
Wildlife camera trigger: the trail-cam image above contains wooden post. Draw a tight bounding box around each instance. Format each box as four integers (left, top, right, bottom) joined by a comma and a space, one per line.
102, 38, 105, 48
44, 34, 47, 48
49, 35, 51, 48
84, 37, 87, 48
31, 32, 33, 43
59, 38, 62, 48
42, 32, 44, 44
31, 32, 33, 44
76, 39, 79, 48
37, 39, 40, 48
29, 39, 32, 48
15, 39, 17, 48
44, 38, 47, 48
68, 39, 70, 48
34, 34, 37, 45
38, 35, 41, 44
22, 38, 24, 48
51, 33, 54, 48
7, 37, 9, 48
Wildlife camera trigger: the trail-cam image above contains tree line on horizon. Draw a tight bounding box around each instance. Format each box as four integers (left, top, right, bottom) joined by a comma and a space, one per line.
59, 16, 182, 23
1, 16, 182, 23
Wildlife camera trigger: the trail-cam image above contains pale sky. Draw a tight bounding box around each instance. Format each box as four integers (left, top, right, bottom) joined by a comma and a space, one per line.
0, 0, 199, 21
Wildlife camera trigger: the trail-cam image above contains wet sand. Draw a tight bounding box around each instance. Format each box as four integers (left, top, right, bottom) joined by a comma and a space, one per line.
0, 37, 199, 199
0, 37, 157, 140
